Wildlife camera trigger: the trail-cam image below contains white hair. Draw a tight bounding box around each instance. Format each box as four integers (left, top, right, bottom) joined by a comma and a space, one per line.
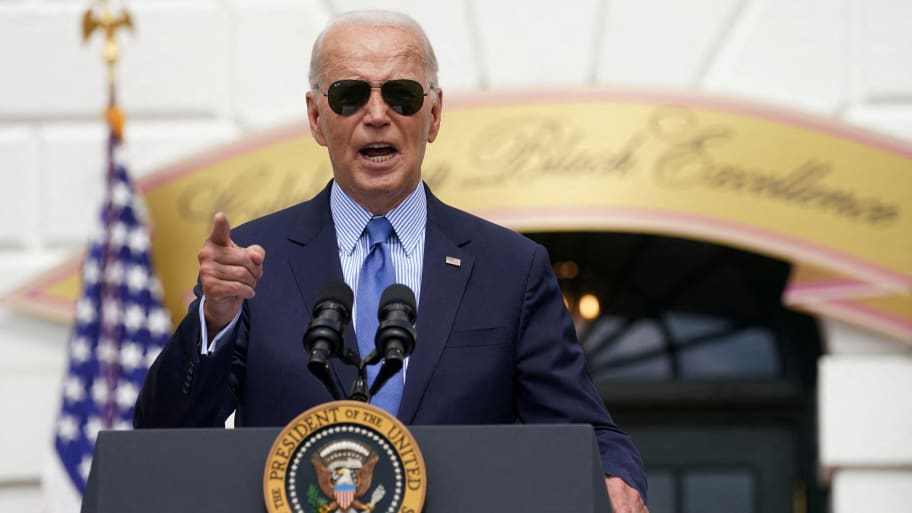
308, 10, 440, 89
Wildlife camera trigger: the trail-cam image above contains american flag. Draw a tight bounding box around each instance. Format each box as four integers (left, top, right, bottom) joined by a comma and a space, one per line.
47, 130, 171, 505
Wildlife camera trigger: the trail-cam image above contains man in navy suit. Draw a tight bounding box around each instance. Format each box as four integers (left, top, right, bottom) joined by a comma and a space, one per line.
135, 9, 647, 512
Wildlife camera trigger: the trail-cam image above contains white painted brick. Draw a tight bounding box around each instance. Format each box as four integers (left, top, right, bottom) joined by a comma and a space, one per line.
0, 310, 68, 482
331, 0, 481, 91
850, 0, 912, 101
0, 310, 68, 373
474, 0, 600, 88
823, 319, 912, 355
702, 0, 845, 115
833, 470, 912, 513
37, 119, 238, 246
0, 249, 71, 297
596, 0, 740, 88
0, 369, 62, 481
124, 119, 242, 176
39, 123, 107, 246
0, 4, 107, 118
232, 1, 330, 129
117, 1, 232, 116
0, 128, 39, 247
819, 355, 912, 466
842, 105, 912, 144
0, 486, 43, 513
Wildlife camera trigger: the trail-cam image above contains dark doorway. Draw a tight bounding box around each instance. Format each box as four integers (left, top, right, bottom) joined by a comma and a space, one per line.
525, 232, 825, 513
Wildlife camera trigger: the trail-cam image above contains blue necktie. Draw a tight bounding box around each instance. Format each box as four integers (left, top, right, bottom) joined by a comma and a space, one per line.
356, 217, 403, 414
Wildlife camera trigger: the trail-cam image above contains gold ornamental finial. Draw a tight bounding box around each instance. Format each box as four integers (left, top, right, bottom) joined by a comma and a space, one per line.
82, 0, 133, 140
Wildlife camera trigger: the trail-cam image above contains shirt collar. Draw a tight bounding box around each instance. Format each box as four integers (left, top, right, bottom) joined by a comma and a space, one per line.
330, 181, 426, 257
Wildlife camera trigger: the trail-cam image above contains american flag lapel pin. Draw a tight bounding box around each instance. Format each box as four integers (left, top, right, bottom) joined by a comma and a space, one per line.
445, 256, 462, 267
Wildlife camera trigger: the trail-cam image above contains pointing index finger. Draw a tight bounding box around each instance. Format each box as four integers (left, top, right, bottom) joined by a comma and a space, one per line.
208, 212, 234, 247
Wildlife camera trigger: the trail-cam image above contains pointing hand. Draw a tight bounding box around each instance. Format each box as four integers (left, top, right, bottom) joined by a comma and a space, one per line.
198, 213, 265, 338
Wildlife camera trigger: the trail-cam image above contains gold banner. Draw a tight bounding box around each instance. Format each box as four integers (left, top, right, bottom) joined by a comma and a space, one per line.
8, 90, 912, 343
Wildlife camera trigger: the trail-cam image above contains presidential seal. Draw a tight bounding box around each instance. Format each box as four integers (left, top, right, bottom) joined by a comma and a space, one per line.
264, 401, 426, 513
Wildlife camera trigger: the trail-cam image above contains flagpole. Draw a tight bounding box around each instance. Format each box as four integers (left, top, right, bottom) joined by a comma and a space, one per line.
44, 4, 171, 511
82, 0, 132, 142
83, 0, 134, 430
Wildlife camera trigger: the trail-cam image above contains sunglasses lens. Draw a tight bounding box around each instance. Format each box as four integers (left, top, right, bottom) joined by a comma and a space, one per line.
327, 80, 370, 116
381, 80, 426, 116
324, 79, 426, 116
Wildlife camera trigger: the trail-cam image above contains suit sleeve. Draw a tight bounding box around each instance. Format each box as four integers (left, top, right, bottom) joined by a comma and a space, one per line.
513, 244, 647, 501
133, 290, 248, 428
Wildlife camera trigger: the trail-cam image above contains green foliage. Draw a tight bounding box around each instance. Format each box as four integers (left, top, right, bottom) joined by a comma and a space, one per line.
307, 483, 329, 513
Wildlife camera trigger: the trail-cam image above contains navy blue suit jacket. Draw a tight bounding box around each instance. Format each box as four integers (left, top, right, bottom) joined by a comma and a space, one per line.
135, 183, 646, 499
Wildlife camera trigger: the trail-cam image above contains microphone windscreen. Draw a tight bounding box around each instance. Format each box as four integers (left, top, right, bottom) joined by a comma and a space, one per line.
315, 280, 354, 311
379, 284, 416, 312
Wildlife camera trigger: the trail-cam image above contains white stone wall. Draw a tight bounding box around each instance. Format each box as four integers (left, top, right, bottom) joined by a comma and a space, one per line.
1, 1, 910, 511
819, 320, 912, 513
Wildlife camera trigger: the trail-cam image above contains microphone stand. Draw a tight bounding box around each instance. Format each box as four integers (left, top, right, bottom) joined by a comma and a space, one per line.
349, 354, 371, 403
306, 339, 365, 402
336, 348, 370, 403
309, 342, 399, 405
349, 350, 401, 403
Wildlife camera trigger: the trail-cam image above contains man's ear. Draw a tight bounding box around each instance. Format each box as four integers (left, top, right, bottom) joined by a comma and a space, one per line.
427, 88, 443, 143
306, 91, 328, 147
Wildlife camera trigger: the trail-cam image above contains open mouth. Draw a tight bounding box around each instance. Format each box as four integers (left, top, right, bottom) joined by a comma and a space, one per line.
359, 143, 399, 163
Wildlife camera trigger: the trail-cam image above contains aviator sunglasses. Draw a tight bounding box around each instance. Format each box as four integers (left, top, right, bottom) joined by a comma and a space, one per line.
315, 79, 431, 116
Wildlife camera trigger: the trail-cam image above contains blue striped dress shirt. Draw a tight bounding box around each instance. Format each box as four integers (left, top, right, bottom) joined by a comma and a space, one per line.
330, 180, 426, 320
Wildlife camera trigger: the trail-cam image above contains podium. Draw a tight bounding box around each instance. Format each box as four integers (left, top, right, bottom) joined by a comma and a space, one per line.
82, 424, 612, 513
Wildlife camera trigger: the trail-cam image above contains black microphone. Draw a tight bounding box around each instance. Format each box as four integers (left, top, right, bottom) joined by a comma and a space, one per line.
303, 281, 353, 399
368, 284, 417, 396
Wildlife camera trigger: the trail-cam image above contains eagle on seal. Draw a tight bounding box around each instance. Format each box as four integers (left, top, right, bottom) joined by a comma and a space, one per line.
312, 440, 384, 513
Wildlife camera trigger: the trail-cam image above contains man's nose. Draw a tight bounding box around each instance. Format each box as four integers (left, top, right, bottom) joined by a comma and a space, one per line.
362, 88, 390, 125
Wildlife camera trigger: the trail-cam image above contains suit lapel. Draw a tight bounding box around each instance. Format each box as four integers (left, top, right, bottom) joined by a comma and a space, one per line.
284, 184, 474, 414
285, 185, 359, 397
398, 192, 473, 423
